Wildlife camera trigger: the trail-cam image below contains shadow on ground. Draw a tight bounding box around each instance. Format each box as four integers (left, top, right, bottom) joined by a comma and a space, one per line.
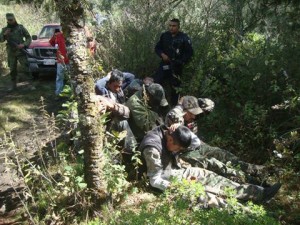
0, 71, 64, 222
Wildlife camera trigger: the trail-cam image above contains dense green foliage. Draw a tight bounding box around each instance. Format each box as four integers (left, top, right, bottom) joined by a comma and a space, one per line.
94, 0, 300, 164
1, 0, 300, 224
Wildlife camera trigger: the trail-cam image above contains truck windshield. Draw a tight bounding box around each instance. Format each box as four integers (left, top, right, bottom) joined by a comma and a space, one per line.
39, 26, 61, 39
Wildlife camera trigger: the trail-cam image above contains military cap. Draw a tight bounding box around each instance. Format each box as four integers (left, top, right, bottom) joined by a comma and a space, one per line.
146, 83, 168, 107
198, 98, 215, 112
182, 96, 203, 115
6, 13, 15, 19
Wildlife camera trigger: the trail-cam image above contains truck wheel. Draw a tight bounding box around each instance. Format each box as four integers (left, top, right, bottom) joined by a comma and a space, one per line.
32, 72, 39, 80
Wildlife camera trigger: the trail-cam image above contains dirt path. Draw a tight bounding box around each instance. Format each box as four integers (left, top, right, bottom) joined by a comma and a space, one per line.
0, 72, 61, 223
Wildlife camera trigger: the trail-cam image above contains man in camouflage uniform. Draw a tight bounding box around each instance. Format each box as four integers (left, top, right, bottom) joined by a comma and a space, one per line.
166, 96, 265, 184
0, 13, 32, 90
126, 83, 169, 142
140, 125, 281, 207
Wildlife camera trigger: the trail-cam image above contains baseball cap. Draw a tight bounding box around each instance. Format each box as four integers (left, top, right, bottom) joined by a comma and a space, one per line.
198, 98, 215, 112
146, 83, 168, 107
6, 13, 15, 20
182, 96, 203, 115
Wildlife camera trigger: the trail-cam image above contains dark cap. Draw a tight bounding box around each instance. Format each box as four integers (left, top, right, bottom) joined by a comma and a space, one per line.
6, 13, 15, 19
146, 83, 168, 107
182, 96, 203, 115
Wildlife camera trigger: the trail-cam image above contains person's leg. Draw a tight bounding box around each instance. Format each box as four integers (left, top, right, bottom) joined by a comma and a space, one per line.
170, 74, 181, 106
180, 152, 247, 182
18, 53, 31, 79
18, 53, 37, 89
196, 142, 239, 162
154, 63, 173, 104
182, 167, 279, 203
196, 143, 266, 176
170, 65, 183, 105
153, 62, 166, 85
7, 50, 18, 90
55, 63, 65, 95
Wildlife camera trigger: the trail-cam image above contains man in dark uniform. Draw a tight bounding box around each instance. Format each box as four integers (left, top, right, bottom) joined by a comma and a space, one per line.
0, 13, 32, 91
154, 18, 193, 105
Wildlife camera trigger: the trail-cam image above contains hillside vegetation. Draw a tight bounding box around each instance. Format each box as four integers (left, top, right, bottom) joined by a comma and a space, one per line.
0, 1, 299, 224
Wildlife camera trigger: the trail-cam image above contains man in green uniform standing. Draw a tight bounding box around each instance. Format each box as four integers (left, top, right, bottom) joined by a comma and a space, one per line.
0, 13, 32, 91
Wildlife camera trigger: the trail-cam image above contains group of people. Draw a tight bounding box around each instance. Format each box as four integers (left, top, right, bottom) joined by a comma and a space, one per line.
93, 18, 281, 207
94, 68, 281, 207
0, 13, 69, 96
1, 13, 281, 207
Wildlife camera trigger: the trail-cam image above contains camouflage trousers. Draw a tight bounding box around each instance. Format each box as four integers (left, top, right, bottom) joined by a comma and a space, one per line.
178, 167, 264, 207
179, 143, 264, 182
7, 49, 30, 81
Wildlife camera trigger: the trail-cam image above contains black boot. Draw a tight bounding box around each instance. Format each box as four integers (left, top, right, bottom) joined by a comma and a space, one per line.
261, 183, 281, 203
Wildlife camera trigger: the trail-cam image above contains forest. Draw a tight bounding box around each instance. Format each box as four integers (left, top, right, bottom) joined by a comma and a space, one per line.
0, 0, 299, 224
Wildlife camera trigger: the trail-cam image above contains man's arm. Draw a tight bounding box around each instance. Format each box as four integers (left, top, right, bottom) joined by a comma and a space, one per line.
96, 95, 130, 119
49, 35, 55, 46
122, 72, 135, 89
155, 33, 170, 62
111, 103, 130, 119
21, 25, 31, 47
0, 28, 8, 42
56, 33, 66, 49
143, 147, 171, 190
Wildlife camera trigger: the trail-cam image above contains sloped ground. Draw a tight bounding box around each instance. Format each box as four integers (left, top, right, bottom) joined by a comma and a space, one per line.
0, 71, 60, 223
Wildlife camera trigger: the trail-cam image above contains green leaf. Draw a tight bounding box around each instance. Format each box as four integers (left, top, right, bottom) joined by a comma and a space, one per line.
64, 165, 73, 172
78, 183, 87, 189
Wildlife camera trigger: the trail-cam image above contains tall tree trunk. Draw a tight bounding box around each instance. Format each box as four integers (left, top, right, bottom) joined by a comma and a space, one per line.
54, 0, 107, 202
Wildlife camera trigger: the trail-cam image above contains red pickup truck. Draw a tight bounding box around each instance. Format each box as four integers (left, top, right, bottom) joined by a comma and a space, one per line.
27, 24, 61, 77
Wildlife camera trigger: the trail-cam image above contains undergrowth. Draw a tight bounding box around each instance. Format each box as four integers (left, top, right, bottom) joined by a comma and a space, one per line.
90, 179, 279, 225
0, 86, 285, 224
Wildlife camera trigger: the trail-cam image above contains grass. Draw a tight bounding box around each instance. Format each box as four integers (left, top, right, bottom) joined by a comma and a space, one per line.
0, 71, 58, 135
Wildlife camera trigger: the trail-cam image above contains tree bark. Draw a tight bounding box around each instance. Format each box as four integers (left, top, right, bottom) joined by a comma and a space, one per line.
54, 0, 107, 202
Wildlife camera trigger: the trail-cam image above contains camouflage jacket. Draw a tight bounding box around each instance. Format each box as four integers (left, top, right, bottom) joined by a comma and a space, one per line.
0, 23, 31, 50
126, 90, 164, 141
165, 105, 201, 149
140, 126, 183, 190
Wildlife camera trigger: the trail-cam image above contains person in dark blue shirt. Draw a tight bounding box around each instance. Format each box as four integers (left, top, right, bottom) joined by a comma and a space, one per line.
154, 18, 193, 106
